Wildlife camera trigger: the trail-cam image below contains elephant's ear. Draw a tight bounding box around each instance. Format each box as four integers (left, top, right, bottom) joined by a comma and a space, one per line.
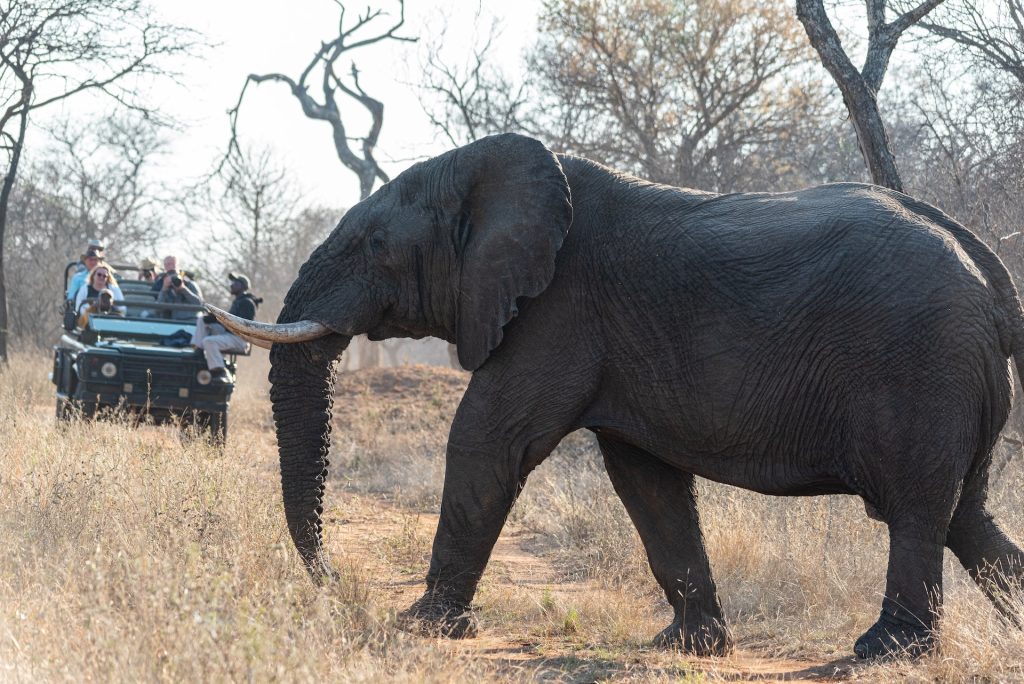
453, 133, 572, 370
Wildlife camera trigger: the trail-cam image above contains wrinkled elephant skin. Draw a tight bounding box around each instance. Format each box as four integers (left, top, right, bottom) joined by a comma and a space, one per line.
263, 134, 1024, 659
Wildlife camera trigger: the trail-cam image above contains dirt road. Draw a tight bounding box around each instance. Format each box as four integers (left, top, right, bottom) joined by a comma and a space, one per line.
327, 492, 864, 682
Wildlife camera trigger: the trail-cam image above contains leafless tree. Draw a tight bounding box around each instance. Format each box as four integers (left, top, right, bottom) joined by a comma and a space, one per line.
211, 145, 300, 293
193, 149, 343, 324
529, 0, 823, 192
226, 0, 414, 201
416, 10, 531, 146
920, 0, 1024, 87
225, 0, 415, 369
6, 113, 172, 347
795, 0, 947, 191
0, 0, 198, 360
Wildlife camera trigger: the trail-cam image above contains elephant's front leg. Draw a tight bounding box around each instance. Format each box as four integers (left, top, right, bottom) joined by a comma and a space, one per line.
598, 436, 732, 655
399, 422, 548, 637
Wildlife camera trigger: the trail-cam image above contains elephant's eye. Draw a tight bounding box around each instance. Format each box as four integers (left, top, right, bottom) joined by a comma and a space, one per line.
369, 231, 387, 254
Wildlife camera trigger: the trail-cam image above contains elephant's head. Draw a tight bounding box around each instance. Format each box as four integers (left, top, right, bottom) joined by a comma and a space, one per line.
211, 133, 572, 577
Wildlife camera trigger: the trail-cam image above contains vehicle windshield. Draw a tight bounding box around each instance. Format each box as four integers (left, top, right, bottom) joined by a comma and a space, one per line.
89, 316, 196, 338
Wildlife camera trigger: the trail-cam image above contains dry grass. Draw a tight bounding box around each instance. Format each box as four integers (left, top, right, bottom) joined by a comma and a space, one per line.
2, 352, 1023, 681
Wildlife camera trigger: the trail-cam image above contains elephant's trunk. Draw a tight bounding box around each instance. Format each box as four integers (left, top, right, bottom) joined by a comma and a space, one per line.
269, 336, 350, 581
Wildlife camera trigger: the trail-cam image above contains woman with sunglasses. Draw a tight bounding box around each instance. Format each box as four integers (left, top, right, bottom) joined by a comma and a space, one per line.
74, 262, 126, 316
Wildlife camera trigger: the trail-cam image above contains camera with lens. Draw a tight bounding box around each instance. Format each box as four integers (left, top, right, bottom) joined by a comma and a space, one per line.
171, 275, 183, 288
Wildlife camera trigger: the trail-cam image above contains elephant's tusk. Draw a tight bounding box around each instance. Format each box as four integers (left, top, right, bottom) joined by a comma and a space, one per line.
206, 304, 330, 344
236, 331, 273, 350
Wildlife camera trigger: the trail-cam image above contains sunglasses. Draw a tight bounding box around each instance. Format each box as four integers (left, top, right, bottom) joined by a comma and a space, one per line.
94, 272, 109, 278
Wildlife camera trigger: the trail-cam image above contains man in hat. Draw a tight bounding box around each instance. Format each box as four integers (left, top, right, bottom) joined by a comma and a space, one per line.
191, 273, 261, 383
66, 247, 103, 299
70, 238, 104, 274
137, 257, 157, 282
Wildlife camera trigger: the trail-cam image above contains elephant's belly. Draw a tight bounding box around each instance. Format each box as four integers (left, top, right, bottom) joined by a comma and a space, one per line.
585, 423, 853, 497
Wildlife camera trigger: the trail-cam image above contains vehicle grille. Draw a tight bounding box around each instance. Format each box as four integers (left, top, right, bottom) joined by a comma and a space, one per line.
121, 358, 193, 389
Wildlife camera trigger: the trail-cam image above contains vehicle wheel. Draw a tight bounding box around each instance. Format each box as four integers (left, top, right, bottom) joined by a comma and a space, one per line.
57, 398, 96, 421
79, 401, 97, 420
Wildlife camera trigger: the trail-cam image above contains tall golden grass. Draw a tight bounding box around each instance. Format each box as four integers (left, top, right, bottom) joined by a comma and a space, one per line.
2, 352, 1022, 681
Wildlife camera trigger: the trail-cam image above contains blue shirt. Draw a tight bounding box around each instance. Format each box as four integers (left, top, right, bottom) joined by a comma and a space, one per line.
66, 270, 88, 299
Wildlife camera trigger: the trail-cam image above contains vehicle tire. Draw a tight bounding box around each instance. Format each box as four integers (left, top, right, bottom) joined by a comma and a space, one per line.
57, 398, 96, 421
79, 401, 97, 420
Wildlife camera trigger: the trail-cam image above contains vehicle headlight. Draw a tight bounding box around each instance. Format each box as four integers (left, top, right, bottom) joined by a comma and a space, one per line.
196, 369, 212, 386
100, 361, 118, 378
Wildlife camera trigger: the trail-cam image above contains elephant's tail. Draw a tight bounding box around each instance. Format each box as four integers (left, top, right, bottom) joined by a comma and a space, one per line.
888, 191, 1024, 377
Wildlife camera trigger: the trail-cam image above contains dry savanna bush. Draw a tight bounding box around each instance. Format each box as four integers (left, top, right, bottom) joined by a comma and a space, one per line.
0, 354, 535, 682
2, 352, 1023, 681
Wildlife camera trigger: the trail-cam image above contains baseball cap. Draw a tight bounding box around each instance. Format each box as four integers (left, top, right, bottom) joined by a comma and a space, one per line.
228, 272, 251, 290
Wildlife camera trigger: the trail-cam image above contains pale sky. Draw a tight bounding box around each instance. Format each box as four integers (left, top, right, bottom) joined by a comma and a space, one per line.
36, 1, 542, 261
152, 0, 542, 206
29, 0, 937, 264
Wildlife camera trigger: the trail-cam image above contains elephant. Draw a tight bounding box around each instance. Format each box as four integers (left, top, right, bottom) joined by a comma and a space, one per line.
211, 133, 1024, 659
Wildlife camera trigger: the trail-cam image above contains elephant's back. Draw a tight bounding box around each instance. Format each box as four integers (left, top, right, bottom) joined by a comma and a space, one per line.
585, 179, 1002, 435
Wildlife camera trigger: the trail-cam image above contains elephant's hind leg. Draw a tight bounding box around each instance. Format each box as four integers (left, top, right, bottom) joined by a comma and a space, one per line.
946, 500, 1024, 621
854, 518, 946, 659
597, 436, 732, 656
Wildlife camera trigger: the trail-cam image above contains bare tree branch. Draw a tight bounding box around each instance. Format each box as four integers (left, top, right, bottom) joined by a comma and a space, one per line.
796, 0, 946, 191
225, 0, 414, 202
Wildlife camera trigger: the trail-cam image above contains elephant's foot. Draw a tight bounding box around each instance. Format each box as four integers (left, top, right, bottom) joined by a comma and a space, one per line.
653, 617, 733, 656
396, 592, 478, 639
853, 616, 934, 659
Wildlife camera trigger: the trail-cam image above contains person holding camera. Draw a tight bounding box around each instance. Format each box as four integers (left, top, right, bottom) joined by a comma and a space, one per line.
77, 288, 123, 328
191, 273, 261, 383
156, 266, 204, 320
137, 257, 157, 282
151, 255, 200, 295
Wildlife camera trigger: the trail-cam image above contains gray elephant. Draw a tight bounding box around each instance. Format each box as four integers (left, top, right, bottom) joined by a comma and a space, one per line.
212, 133, 1024, 659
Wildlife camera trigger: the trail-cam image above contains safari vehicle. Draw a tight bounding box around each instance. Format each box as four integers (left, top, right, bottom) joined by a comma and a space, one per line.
52, 262, 247, 441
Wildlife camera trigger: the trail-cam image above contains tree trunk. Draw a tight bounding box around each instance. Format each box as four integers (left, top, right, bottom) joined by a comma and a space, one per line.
835, 80, 904, 192
0, 107, 30, 363
796, 0, 906, 193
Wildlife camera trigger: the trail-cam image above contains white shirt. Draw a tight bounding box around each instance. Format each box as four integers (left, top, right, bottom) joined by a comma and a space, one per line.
74, 282, 126, 315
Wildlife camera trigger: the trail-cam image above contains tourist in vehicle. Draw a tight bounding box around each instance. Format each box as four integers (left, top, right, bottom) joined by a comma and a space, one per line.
157, 272, 203, 320
192, 273, 260, 383
69, 238, 104, 277
77, 288, 123, 327
66, 248, 102, 299
151, 255, 199, 295
137, 257, 157, 282
74, 264, 126, 315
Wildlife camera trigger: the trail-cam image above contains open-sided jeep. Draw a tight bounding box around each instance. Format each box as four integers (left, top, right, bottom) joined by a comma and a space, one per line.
52, 262, 247, 442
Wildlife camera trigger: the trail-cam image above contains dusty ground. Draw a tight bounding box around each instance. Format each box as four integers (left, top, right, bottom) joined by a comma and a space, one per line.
2, 356, 1021, 682
328, 490, 865, 682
